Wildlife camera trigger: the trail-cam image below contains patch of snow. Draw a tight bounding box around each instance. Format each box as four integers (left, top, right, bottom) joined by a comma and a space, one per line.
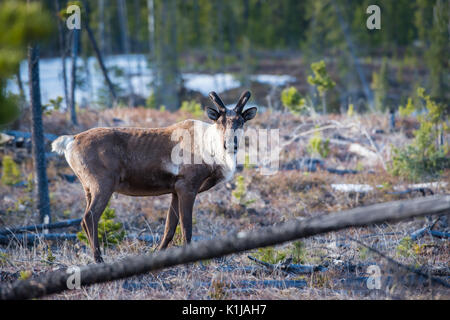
183, 73, 240, 96
7, 54, 297, 106
250, 74, 296, 86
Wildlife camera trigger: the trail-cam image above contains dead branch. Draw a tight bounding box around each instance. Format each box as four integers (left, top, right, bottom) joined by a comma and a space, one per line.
0, 218, 82, 236
348, 237, 450, 288
0, 233, 78, 244
410, 227, 428, 241
247, 255, 326, 274
0, 233, 154, 245
247, 255, 282, 272
2, 130, 58, 142
0, 195, 449, 300
122, 279, 308, 291
429, 230, 450, 239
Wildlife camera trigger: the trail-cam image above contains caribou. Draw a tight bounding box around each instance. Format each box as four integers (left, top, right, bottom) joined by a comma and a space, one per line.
52, 91, 257, 262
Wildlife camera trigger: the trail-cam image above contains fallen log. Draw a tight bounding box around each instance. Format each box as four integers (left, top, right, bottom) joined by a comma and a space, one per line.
331, 184, 373, 193
0, 232, 205, 246
1, 195, 449, 300
2, 130, 58, 142
0, 233, 78, 244
122, 279, 308, 291
247, 255, 326, 274
281, 158, 358, 175
0, 218, 82, 236
216, 279, 307, 289
215, 265, 260, 273
349, 237, 449, 288
429, 230, 450, 239
388, 188, 434, 196
410, 227, 428, 241
336, 275, 450, 290
326, 167, 358, 175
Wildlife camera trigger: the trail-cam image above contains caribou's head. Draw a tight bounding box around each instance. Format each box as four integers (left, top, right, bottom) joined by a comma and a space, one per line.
206, 91, 257, 154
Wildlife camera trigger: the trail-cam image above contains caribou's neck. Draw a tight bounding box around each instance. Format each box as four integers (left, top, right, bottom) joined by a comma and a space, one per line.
198, 121, 237, 182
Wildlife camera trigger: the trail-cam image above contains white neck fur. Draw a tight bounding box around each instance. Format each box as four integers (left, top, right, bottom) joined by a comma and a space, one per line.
194, 121, 237, 181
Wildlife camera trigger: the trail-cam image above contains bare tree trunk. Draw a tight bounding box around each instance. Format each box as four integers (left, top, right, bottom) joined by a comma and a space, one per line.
69, 29, 79, 125
16, 70, 25, 101
98, 0, 106, 55
322, 93, 327, 114
54, 0, 69, 111
241, 0, 251, 88
154, 0, 179, 111
192, 0, 200, 45
117, 0, 135, 106
11, 69, 26, 130
333, 2, 374, 111
28, 45, 51, 225
133, 0, 144, 95
147, 0, 156, 97
83, 0, 117, 106
147, 0, 156, 55
215, 0, 225, 78
1, 195, 449, 300
389, 108, 396, 132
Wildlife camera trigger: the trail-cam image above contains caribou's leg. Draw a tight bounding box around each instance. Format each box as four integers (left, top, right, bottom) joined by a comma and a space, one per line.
175, 182, 197, 245
82, 182, 113, 263
158, 193, 179, 250
80, 186, 92, 238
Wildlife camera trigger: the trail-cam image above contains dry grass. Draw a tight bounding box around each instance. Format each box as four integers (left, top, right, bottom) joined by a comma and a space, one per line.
0, 108, 449, 300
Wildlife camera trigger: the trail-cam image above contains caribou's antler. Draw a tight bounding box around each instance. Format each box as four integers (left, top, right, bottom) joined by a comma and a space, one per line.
234, 91, 251, 113
209, 91, 227, 113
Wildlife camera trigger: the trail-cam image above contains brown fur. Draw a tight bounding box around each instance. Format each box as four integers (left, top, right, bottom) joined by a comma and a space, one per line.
52, 91, 256, 263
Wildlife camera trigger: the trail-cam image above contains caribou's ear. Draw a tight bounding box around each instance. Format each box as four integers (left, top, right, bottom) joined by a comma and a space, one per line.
242, 107, 257, 122
206, 106, 220, 121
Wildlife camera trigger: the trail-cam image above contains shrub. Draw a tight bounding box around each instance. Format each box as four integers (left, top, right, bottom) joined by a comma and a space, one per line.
253, 241, 305, 265
307, 60, 335, 113
371, 58, 389, 112
398, 98, 415, 117
43, 96, 63, 115
77, 205, 125, 248
19, 270, 32, 281
254, 246, 287, 265
232, 175, 246, 203
347, 103, 356, 117
232, 174, 255, 206
180, 100, 203, 118
391, 88, 449, 181
307, 60, 336, 95
146, 93, 156, 109
281, 86, 305, 115
307, 130, 330, 158
396, 237, 421, 258
1, 155, 21, 186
